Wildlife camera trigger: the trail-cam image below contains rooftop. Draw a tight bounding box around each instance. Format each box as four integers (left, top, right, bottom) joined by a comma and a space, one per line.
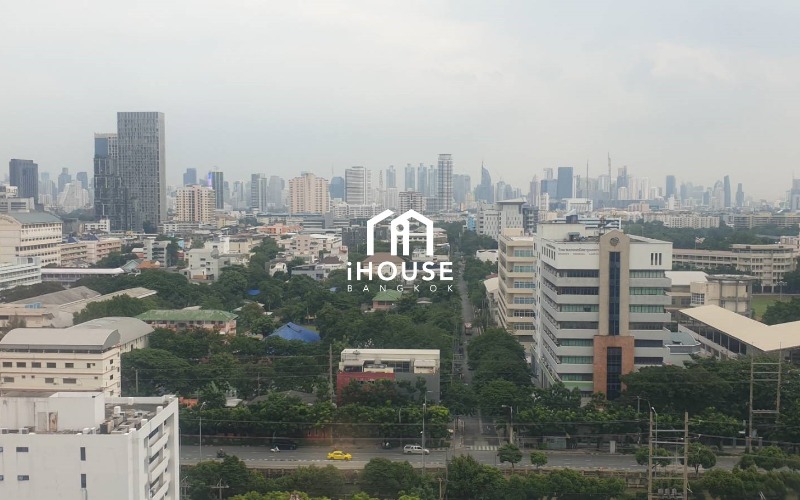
11, 286, 100, 305
373, 289, 403, 302
680, 305, 800, 352
0, 212, 62, 225
136, 309, 238, 322
0, 327, 121, 351
666, 271, 708, 287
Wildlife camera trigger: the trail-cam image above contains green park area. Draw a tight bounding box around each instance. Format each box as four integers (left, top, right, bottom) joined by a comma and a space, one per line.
752, 295, 791, 320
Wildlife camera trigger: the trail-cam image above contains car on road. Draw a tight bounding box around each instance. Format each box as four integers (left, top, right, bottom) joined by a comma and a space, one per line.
269, 439, 298, 450
327, 450, 352, 461
403, 444, 430, 455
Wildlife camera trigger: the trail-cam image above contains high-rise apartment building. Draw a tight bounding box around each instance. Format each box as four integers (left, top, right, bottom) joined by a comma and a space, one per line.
723, 175, 732, 208
495, 229, 536, 339
345, 166, 371, 205
115, 112, 166, 231
736, 183, 744, 208
453, 174, 471, 205
404, 164, 416, 192
436, 154, 453, 212
398, 191, 426, 213
9, 159, 38, 201
417, 164, 428, 197
175, 185, 216, 224
208, 171, 224, 209
183, 168, 197, 186
533, 223, 674, 399
289, 173, 330, 214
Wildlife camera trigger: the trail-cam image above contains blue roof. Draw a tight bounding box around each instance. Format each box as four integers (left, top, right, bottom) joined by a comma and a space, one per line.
268, 322, 321, 343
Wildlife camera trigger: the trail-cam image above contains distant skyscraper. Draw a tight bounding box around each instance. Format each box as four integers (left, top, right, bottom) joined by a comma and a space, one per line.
556, 167, 574, 199
404, 164, 416, 191
208, 171, 224, 209
267, 176, 284, 209
184, 168, 198, 186
475, 164, 494, 203
543, 168, 554, 180
453, 173, 471, 205
723, 175, 732, 208
58, 168, 72, 193
289, 173, 330, 214
736, 183, 745, 208
436, 154, 453, 212
116, 111, 166, 231
665, 175, 677, 200
385, 166, 397, 189
250, 173, 263, 209
76, 171, 89, 191
345, 166, 371, 205
417, 164, 428, 197
93, 133, 121, 227
329, 176, 345, 200
9, 159, 38, 200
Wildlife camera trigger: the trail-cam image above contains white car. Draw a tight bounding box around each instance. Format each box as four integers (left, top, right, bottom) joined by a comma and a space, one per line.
403, 444, 430, 455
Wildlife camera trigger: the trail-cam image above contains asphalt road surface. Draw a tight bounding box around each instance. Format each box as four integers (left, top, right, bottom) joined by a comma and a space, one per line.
181, 444, 740, 471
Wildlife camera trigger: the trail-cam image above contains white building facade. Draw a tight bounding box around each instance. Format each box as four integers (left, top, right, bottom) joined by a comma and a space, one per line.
0, 392, 180, 500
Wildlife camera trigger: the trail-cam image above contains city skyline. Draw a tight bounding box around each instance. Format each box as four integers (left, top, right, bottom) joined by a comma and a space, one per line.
3, 2, 800, 200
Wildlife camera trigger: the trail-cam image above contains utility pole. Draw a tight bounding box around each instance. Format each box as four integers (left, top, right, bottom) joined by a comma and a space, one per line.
209, 479, 229, 499
135, 368, 139, 394
748, 354, 783, 452
683, 412, 689, 500
422, 392, 427, 475
647, 410, 653, 500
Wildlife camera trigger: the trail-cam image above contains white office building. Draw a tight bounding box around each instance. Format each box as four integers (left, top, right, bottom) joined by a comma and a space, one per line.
0, 391, 180, 500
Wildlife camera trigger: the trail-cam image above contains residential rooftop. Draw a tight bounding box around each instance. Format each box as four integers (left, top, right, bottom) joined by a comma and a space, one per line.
136, 309, 237, 322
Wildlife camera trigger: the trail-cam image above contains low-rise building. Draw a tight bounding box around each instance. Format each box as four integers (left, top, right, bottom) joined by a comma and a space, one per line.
679, 305, 800, 359
642, 212, 720, 229
0, 257, 42, 291
372, 289, 402, 311
0, 317, 153, 396
0, 391, 180, 500
496, 229, 536, 342
183, 237, 248, 281
0, 212, 63, 267
136, 309, 238, 334
337, 348, 440, 402
672, 244, 795, 292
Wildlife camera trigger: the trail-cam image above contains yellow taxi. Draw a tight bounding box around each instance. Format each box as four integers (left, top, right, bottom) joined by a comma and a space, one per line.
326, 450, 352, 461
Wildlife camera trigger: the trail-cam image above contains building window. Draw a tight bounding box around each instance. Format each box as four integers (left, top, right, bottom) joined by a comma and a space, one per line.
16, 362, 26, 368
65, 363, 74, 368
690, 293, 705, 306
80, 447, 86, 461
45, 378, 54, 383
634, 339, 664, 348
63, 378, 77, 384
607, 347, 622, 400
47, 362, 56, 368
559, 356, 593, 364
81, 473, 87, 488
1, 362, 10, 368
16, 447, 29, 452
608, 251, 621, 336
560, 339, 594, 347
635, 357, 663, 365
561, 373, 593, 381
3, 377, 14, 383
630, 305, 666, 313
31, 362, 41, 368
18, 475, 30, 481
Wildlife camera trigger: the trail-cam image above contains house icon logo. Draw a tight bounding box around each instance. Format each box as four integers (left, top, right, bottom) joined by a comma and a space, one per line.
366, 209, 434, 257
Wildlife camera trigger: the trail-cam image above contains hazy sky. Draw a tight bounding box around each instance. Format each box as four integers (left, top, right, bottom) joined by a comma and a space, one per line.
2, 0, 799, 199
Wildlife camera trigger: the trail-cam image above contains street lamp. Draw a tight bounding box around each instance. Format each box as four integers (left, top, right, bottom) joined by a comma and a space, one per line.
501, 405, 514, 445
198, 401, 208, 460
422, 390, 432, 475
778, 281, 788, 301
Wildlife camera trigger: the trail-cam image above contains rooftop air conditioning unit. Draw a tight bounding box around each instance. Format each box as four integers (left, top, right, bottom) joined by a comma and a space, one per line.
20, 428, 29, 434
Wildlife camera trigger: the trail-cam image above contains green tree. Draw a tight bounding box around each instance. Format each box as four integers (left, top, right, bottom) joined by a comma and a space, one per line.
121, 348, 193, 395
752, 446, 786, 471
636, 447, 671, 469
686, 442, 717, 476
73, 295, 158, 323
497, 443, 523, 470
360, 458, 419, 499
529, 450, 548, 468
94, 251, 137, 268
270, 465, 345, 499
762, 297, 800, 325
446, 455, 505, 500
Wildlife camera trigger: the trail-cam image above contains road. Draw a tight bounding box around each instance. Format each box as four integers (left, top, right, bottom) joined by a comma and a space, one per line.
180, 444, 740, 471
